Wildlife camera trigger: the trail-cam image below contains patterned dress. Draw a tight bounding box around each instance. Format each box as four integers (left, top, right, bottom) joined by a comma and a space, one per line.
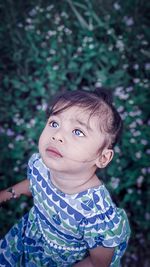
0, 153, 130, 267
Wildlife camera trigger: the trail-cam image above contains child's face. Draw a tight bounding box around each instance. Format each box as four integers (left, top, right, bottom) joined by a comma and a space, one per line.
38, 105, 107, 175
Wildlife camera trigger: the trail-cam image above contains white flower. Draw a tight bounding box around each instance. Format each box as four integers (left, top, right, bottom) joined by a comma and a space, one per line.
47, 30, 56, 37
110, 177, 120, 189
14, 167, 19, 172
13, 116, 24, 126
36, 30, 41, 35
133, 131, 141, 137
53, 65, 59, 70
126, 86, 133, 92
36, 105, 42, 110
137, 176, 144, 187
145, 213, 150, 220
107, 29, 114, 35
136, 118, 143, 125
17, 23, 23, 28
133, 78, 140, 83
123, 16, 134, 26
46, 5, 54, 11
8, 143, 14, 149
135, 152, 142, 159
114, 146, 120, 153
25, 25, 35, 30
136, 34, 144, 40
41, 41, 47, 48
115, 86, 124, 94
142, 40, 148, 45
95, 82, 102, 88
145, 63, 150, 70
121, 112, 128, 119
35, 6, 40, 11
143, 79, 148, 83
129, 121, 136, 128
55, 15, 61, 25
141, 168, 147, 174
58, 37, 63, 43
26, 18, 32, 24
116, 40, 124, 52
117, 106, 124, 112
108, 45, 113, 51
46, 14, 51, 19
127, 189, 133, 194
6, 129, 15, 136
30, 119, 36, 126
61, 12, 69, 19
15, 135, 24, 141
77, 47, 82, 53
114, 87, 129, 100
89, 44, 94, 49
130, 138, 136, 143
113, 3, 121, 10
49, 49, 56, 55
29, 8, 37, 17
141, 139, 148, 145
105, 15, 110, 21
122, 64, 128, 69
41, 103, 48, 111
129, 110, 142, 117
89, 23, 94, 31
133, 64, 139, 70
20, 202, 28, 209
46, 57, 51, 62
0, 126, 5, 133
146, 149, 150, 154
58, 25, 64, 31
64, 28, 72, 35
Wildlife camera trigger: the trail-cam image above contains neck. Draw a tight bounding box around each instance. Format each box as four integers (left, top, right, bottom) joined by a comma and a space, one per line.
50, 169, 101, 194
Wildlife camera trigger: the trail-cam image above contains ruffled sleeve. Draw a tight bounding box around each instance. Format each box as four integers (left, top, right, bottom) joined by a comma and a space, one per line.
27, 153, 40, 193
82, 187, 131, 259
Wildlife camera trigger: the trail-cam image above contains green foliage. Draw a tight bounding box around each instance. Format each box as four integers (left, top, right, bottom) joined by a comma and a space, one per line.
0, 0, 149, 266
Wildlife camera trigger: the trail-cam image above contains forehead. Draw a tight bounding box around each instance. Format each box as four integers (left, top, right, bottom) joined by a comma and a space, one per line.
53, 104, 101, 130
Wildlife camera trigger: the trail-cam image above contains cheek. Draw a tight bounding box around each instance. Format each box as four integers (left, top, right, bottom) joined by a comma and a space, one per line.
38, 135, 42, 151
38, 131, 47, 148
72, 142, 98, 159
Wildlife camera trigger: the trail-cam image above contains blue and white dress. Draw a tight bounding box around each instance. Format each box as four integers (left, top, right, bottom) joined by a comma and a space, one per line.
0, 153, 130, 266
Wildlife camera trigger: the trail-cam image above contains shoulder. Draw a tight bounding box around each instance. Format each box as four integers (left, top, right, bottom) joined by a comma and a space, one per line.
82, 185, 131, 248
88, 184, 116, 214
27, 152, 49, 181
28, 152, 40, 168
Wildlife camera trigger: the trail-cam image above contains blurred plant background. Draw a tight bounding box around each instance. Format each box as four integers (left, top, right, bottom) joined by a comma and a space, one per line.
0, 0, 149, 266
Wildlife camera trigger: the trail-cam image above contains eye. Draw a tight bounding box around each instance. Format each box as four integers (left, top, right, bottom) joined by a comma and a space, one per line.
73, 129, 85, 137
49, 121, 59, 128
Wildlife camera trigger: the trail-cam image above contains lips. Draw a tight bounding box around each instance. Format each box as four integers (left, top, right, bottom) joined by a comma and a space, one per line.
46, 147, 63, 158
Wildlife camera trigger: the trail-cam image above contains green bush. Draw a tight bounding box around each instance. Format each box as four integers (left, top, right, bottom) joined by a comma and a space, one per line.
0, 0, 149, 266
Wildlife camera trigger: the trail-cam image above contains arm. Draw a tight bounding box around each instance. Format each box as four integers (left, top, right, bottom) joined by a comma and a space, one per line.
0, 179, 32, 204
73, 246, 114, 267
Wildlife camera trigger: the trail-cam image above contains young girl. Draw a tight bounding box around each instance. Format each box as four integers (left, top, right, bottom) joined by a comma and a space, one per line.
0, 89, 130, 267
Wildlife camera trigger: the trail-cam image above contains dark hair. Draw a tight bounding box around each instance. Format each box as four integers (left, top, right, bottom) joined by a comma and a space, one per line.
47, 88, 123, 149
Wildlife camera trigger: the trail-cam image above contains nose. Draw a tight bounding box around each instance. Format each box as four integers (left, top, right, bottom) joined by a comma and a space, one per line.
51, 136, 63, 143
51, 130, 64, 143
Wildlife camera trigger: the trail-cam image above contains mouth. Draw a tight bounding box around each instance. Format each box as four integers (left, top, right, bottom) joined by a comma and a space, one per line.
46, 147, 63, 158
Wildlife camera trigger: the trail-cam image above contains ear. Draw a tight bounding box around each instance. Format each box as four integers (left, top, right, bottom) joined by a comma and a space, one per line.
95, 148, 114, 168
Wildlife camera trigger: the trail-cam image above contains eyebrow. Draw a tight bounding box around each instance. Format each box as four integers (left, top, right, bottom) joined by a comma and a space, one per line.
49, 114, 93, 131
75, 119, 92, 131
